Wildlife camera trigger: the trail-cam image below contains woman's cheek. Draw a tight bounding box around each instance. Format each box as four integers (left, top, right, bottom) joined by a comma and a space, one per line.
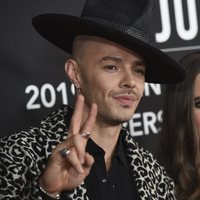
194, 110, 200, 130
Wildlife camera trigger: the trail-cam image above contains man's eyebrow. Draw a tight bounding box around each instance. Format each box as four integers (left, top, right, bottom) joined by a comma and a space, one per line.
99, 56, 145, 65
100, 56, 122, 62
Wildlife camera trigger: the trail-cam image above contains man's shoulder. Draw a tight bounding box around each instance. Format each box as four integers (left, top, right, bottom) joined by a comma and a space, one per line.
0, 105, 73, 156
123, 130, 175, 197
122, 129, 163, 168
125, 133, 168, 174
39, 104, 73, 134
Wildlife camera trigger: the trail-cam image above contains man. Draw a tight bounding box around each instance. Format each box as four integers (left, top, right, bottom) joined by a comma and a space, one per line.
0, 0, 185, 199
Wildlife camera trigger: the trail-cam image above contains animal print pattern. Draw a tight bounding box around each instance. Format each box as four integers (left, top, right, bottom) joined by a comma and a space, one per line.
0, 105, 175, 199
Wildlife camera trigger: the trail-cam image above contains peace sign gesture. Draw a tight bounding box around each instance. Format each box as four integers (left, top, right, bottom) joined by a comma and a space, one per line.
39, 95, 97, 198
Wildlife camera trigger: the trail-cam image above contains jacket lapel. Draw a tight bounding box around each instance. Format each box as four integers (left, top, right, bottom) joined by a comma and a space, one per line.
124, 131, 155, 199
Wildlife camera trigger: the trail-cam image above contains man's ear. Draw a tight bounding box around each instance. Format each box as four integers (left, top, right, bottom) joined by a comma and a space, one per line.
65, 59, 80, 88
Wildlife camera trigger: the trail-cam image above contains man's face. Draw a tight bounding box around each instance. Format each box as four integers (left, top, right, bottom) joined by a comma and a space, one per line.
74, 36, 145, 125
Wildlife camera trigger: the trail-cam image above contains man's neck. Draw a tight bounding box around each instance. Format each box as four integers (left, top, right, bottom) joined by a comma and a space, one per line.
90, 123, 122, 170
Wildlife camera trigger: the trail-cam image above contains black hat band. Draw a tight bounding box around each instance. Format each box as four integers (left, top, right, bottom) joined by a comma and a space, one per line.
83, 16, 153, 45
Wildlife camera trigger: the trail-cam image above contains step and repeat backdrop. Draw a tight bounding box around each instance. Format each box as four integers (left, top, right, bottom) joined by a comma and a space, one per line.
0, 0, 200, 156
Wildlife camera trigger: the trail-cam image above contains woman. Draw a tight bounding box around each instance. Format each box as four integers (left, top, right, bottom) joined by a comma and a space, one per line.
159, 52, 200, 199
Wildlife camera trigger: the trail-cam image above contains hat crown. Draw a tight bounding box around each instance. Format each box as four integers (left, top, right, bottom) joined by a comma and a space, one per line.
81, 0, 155, 31
32, 0, 186, 84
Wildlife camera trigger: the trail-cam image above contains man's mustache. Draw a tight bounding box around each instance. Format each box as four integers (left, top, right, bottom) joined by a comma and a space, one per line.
111, 88, 140, 99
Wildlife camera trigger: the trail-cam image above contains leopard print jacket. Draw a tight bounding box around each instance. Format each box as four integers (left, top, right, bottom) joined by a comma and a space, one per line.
0, 105, 175, 200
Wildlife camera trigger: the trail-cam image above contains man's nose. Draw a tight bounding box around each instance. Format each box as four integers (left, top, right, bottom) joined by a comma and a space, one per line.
119, 69, 136, 89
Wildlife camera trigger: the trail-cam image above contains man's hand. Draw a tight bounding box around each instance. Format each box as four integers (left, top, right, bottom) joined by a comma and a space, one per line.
39, 95, 97, 197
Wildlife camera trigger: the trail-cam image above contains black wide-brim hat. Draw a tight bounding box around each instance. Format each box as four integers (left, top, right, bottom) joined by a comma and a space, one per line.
32, 0, 186, 84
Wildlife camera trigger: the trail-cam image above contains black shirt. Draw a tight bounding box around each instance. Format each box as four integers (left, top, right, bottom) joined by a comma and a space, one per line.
85, 133, 140, 200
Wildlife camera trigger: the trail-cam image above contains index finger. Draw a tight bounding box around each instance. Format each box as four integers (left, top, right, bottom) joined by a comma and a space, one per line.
69, 94, 85, 135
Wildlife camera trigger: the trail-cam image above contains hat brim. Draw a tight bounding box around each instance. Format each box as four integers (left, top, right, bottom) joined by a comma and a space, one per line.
32, 14, 186, 84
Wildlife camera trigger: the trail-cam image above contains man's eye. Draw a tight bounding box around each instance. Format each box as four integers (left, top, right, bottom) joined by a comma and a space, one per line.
134, 68, 145, 76
105, 65, 118, 70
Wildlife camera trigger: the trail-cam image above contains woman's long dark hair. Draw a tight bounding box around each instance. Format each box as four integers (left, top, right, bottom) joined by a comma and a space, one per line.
160, 52, 200, 199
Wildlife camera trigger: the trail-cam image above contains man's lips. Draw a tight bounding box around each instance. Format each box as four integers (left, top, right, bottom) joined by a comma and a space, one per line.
113, 95, 135, 106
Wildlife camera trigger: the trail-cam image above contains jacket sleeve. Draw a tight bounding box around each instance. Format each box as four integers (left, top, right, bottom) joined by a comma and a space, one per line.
0, 130, 45, 199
